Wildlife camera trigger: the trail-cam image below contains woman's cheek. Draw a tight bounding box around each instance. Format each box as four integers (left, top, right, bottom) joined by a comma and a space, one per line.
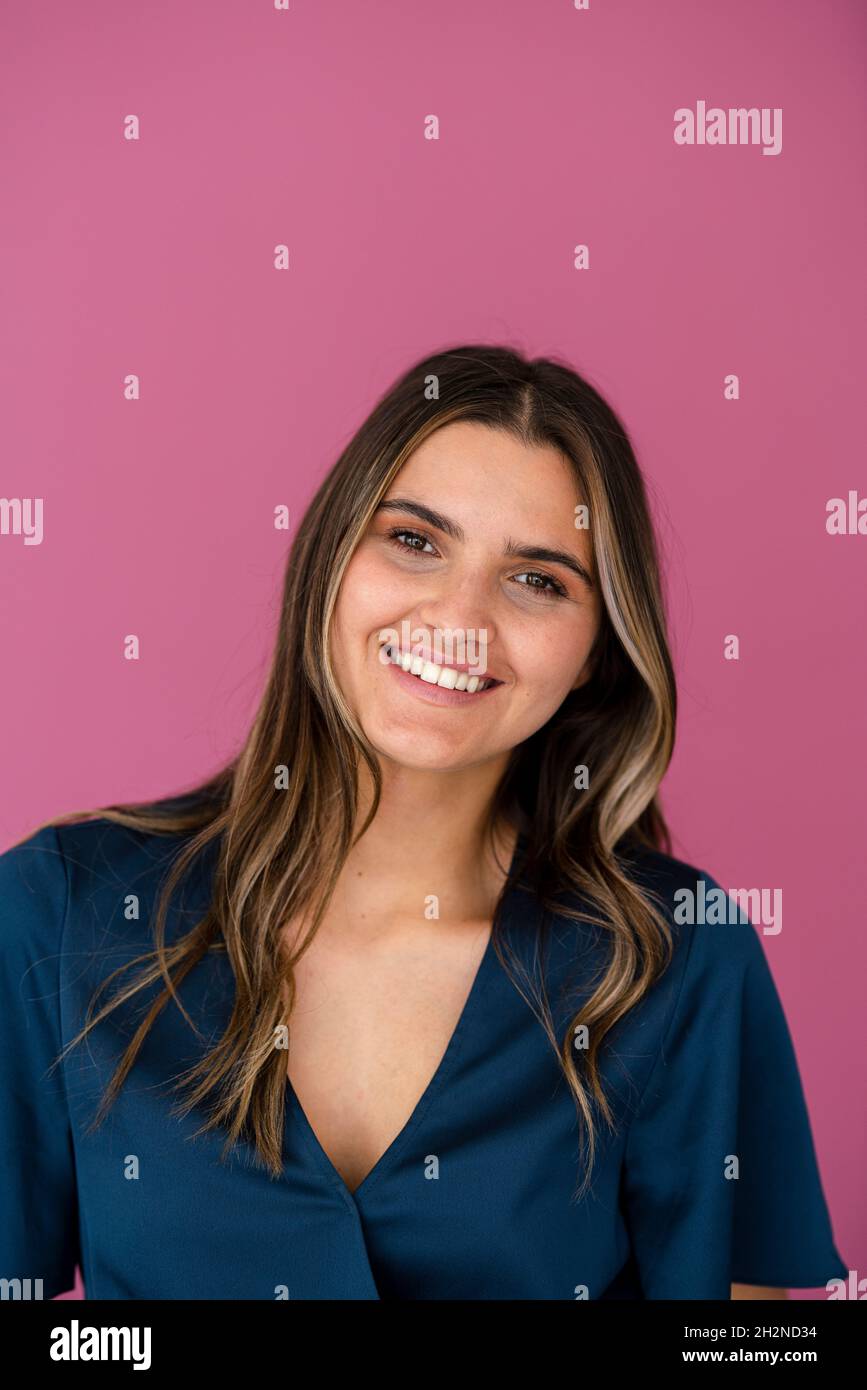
334, 554, 388, 642
508, 671, 563, 730
350, 550, 414, 619
512, 646, 589, 726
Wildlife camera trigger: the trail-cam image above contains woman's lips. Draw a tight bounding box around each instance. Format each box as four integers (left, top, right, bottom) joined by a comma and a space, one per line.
385, 657, 504, 708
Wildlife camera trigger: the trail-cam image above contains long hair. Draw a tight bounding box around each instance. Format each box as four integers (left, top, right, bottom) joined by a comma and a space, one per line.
27, 344, 677, 1198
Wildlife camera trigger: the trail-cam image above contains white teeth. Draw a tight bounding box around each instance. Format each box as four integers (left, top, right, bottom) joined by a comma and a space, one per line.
381, 642, 494, 693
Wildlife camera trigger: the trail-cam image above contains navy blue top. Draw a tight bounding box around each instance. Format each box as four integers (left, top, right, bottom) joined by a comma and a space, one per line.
0, 819, 847, 1300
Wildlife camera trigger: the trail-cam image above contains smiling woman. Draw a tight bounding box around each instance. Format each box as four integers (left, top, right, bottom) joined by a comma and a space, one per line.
328, 419, 601, 771
0, 344, 848, 1301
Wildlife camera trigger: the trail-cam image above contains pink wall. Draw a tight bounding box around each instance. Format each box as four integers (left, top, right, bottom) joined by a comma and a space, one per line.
1, 0, 863, 1301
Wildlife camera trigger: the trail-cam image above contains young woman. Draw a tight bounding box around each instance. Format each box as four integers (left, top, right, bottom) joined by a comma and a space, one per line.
0, 345, 847, 1300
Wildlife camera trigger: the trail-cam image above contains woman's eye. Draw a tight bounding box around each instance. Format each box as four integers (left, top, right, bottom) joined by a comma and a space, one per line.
384, 531, 566, 600
512, 571, 568, 600
386, 527, 439, 556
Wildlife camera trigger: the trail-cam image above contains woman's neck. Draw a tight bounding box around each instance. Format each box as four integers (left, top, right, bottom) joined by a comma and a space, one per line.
339, 756, 519, 926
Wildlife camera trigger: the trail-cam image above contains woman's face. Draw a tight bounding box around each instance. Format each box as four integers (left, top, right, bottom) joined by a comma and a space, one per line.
330, 420, 601, 773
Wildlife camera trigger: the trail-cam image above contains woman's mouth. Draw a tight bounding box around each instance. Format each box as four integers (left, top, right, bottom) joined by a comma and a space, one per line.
379, 641, 504, 706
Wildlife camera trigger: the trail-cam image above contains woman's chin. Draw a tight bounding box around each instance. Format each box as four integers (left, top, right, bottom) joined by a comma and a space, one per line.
363, 722, 493, 775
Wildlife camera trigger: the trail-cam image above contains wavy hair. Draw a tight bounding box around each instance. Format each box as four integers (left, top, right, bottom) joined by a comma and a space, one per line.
28, 344, 677, 1199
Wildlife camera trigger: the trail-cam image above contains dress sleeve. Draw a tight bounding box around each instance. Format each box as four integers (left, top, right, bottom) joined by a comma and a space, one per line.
621, 873, 848, 1299
0, 825, 80, 1299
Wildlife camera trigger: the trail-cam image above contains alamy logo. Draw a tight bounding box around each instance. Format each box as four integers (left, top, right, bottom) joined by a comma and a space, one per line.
50, 1319, 152, 1371
673, 879, 782, 935
377, 621, 488, 675
674, 101, 782, 156
826, 491, 867, 535
0, 1277, 43, 1299
827, 1269, 867, 1299
0, 497, 43, 545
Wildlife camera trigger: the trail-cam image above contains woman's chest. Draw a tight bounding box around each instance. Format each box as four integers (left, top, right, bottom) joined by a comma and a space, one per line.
67, 936, 637, 1299
282, 913, 495, 1195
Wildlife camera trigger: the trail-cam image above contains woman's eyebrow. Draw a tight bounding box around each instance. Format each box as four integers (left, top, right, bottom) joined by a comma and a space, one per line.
377, 497, 464, 540
375, 497, 594, 590
503, 540, 594, 590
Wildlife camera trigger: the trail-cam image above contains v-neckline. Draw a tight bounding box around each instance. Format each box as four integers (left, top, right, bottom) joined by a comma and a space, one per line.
284, 830, 527, 1206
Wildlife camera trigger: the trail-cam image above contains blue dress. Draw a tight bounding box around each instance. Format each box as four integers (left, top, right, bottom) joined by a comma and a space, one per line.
0, 819, 847, 1300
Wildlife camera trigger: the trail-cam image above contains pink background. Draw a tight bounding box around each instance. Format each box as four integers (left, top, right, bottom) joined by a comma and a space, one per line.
1, 0, 863, 1300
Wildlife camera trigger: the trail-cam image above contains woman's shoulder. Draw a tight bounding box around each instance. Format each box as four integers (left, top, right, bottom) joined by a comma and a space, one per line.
2, 814, 189, 883
521, 833, 770, 989
612, 843, 845, 1293
0, 823, 71, 963
613, 837, 770, 981
523, 837, 775, 1056
0, 816, 207, 957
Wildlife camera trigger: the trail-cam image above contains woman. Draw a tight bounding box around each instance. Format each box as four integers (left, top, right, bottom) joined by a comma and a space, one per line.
0, 345, 847, 1300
